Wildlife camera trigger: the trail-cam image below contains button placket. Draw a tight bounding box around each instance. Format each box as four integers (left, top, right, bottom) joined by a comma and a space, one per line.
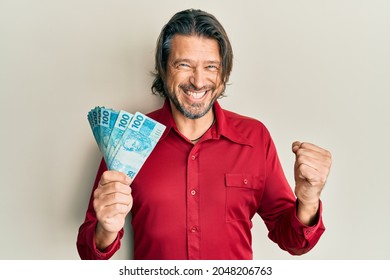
187, 147, 200, 259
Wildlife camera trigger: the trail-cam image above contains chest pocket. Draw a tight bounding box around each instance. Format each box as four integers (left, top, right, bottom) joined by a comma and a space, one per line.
225, 173, 264, 222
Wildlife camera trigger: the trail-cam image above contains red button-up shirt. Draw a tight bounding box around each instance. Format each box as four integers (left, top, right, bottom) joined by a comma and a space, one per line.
77, 100, 325, 260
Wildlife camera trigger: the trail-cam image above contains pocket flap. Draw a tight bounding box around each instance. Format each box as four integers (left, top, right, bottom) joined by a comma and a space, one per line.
225, 173, 260, 189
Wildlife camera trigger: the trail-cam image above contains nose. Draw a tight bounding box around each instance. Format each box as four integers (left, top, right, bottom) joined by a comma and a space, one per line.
189, 67, 206, 90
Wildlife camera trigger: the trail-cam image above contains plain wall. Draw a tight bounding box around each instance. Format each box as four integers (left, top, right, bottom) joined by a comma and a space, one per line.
1, 0, 389, 259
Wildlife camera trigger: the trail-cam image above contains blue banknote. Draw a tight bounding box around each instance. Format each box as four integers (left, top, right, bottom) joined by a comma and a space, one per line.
108, 112, 166, 179
106, 110, 134, 165
88, 107, 101, 152
99, 108, 119, 159
87, 110, 94, 137
96, 107, 102, 151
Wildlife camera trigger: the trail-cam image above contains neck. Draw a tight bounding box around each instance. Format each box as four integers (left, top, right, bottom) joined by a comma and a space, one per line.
171, 107, 215, 143
188, 114, 216, 142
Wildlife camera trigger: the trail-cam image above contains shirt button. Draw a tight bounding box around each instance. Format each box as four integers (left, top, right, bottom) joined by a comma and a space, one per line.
243, 179, 248, 184
191, 226, 198, 233
191, 155, 196, 160
191, 189, 197, 196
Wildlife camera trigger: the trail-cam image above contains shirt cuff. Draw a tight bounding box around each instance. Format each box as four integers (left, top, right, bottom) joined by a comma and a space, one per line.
292, 200, 324, 240
90, 221, 122, 259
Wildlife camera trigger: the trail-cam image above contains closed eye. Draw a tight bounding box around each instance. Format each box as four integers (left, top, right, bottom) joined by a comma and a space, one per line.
206, 65, 219, 71
177, 63, 191, 69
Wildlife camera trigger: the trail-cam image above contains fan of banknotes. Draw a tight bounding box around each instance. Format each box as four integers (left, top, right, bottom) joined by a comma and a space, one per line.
87, 106, 166, 179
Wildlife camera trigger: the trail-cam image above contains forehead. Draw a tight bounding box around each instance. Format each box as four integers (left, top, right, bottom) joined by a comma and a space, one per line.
169, 34, 221, 62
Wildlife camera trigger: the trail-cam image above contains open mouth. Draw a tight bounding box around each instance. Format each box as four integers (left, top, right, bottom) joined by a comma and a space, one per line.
184, 90, 208, 100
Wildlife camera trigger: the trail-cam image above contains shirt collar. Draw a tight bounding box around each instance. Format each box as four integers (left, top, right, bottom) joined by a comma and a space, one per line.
154, 99, 253, 147
150, 99, 176, 142
213, 101, 254, 147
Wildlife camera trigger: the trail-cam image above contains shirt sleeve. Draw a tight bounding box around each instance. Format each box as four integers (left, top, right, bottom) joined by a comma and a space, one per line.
76, 159, 124, 260
257, 131, 325, 255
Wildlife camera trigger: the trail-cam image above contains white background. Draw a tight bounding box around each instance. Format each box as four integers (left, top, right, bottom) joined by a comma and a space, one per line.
1, 0, 389, 259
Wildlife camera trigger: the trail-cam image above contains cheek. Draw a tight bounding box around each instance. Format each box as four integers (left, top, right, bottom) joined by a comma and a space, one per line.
212, 76, 224, 91
207, 72, 222, 87
214, 73, 223, 85
167, 72, 189, 89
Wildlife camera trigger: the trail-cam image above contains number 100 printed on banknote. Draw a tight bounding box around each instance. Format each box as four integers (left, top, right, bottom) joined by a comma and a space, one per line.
87, 107, 166, 179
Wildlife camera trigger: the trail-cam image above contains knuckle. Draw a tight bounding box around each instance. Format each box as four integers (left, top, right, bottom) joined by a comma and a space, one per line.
121, 172, 129, 182
114, 203, 125, 213
113, 182, 123, 192
295, 149, 303, 156
101, 170, 110, 181
112, 192, 122, 201
322, 154, 332, 166
113, 203, 120, 211
95, 212, 103, 222
93, 188, 101, 199
327, 151, 333, 162
300, 142, 310, 149
93, 200, 98, 211
93, 201, 102, 215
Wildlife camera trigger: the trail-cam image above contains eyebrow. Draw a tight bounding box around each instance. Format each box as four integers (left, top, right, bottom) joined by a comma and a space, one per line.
171, 58, 192, 65
172, 58, 221, 65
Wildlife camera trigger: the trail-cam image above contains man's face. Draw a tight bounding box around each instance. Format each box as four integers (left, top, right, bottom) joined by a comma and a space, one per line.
165, 35, 224, 119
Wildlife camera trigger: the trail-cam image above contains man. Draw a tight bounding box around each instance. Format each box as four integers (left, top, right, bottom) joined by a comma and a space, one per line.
77, 9, 332, 260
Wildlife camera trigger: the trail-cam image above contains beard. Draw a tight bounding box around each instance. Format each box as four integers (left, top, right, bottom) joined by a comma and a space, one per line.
165, 83, 222, 119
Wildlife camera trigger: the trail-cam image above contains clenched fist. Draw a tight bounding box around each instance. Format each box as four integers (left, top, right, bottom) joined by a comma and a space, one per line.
292, 142, 332, 225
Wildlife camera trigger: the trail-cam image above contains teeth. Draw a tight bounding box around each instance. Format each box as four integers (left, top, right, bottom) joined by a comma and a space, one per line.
188, 91, 207, 99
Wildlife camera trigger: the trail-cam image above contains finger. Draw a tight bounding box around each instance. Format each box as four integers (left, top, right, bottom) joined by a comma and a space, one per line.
296, 159, 329, 184
104, 203, 132, 216
296, 163, 328, 185
99, 170, 131, 186
97, 212, 127, 230
292, 142, 332, 163
99, 203, 132, 221
295, 147, 332, 171
94, 193, 133, 217
95, 183, 132, 201
100, 191, 133, 207
295, 151, 332, 170
292, 141, 301, 153
295, 154, 330, 183
295, 142, 331, 155
295, 147, 324, 159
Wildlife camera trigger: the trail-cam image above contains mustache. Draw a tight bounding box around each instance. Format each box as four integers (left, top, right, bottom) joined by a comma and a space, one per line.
179, 84, 214, 92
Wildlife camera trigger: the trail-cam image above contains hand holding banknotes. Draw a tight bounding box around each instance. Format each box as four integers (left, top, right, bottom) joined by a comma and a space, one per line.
87, 106, 166, 249
93, 171, 133, 251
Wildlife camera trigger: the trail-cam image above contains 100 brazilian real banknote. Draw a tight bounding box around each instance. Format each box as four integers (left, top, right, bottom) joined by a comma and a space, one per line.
87, 106, 166, 179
